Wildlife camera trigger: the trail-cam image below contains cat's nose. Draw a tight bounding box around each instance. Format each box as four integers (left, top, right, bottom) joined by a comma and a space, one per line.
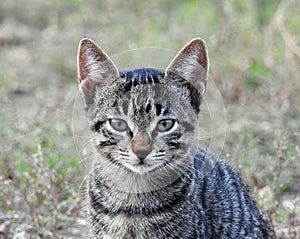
131, 135, 152, 159
133, 146, 152, 160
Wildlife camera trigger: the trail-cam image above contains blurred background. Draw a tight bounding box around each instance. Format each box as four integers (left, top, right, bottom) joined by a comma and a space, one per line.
0, 0, 299, 238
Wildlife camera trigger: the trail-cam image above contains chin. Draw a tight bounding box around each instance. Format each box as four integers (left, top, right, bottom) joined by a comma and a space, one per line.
123, 162, 164, 174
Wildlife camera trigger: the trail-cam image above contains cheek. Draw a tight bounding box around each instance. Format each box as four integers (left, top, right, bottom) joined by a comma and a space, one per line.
152, 135, 169, 150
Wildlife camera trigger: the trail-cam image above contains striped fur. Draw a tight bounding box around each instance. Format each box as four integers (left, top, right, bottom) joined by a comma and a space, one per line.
77, 38, 273, 238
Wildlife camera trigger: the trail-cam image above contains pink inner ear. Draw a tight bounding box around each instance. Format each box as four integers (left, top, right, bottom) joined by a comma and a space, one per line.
81, 78, 100, 94
179, 39, 208, 72
78, 48, 89, 83
166, 38, 208, 77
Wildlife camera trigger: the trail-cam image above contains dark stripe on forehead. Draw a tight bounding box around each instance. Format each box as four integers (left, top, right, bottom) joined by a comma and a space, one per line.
155, 104, 162, 116
145, 103, 152, 114
120, 68, 164, 86
108, 68, 164, 113
162, 108, 170, 116
119, 69, 163, 92
111, 69, 163, 115
155, 104, 171, 116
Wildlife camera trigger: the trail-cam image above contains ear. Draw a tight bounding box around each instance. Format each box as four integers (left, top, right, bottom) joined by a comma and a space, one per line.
166, 38, 209, 97
77, 38, 119, 107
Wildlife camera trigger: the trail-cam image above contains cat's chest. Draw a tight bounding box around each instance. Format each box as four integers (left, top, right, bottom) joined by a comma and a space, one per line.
98, 213, 161, 239
89, 196, 190, 239
88, 171, 195, 238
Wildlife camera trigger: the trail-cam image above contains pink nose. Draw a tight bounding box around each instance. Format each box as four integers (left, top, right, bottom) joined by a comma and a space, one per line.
131, 135, 152, 159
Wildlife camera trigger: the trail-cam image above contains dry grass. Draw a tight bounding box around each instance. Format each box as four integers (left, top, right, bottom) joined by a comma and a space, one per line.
0, 0, 299, 238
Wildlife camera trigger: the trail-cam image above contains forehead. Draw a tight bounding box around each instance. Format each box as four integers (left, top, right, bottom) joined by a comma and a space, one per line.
95, 68, 192, 121
116, 76, 175, 121
119, 68, 167, 105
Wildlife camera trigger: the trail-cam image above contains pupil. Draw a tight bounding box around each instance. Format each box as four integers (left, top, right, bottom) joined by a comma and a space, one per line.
156, 119, 176, 132
158, 119, 174, 131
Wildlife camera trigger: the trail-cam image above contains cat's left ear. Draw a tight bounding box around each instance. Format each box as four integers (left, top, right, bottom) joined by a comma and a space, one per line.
165, 38, 208, 108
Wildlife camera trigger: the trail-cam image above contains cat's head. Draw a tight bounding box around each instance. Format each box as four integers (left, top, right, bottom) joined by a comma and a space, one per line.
77, 38, 208, 181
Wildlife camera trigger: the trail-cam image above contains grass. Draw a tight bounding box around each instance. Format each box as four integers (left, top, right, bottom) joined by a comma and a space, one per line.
0, 0, 299, 238
0, 110, 84, 237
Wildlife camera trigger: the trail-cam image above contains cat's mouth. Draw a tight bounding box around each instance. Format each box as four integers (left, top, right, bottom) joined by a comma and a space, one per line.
122, 160, 168, 174
116, 149, 169, 174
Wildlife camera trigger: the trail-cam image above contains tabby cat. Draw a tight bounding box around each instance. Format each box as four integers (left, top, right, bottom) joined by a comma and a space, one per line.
77, 38, 273, 239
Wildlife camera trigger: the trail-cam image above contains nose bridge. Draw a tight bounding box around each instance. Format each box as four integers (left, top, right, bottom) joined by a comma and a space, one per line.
132, 132, 151, 146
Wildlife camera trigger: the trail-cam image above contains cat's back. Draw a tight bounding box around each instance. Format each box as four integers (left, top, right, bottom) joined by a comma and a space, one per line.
193, 150, 272, 238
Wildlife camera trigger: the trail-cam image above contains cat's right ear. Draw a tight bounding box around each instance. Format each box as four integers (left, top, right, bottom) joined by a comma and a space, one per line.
77, 38, 119, 106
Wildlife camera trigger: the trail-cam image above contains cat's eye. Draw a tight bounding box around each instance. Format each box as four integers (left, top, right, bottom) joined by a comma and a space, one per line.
109, 119, 128, 131
157, 119, 176, 132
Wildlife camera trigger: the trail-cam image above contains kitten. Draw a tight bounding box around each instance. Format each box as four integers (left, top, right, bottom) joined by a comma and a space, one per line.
77, 38, 273, 239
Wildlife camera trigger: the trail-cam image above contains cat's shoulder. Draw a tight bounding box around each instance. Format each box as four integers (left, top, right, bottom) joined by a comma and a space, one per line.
194, 148, 245, 185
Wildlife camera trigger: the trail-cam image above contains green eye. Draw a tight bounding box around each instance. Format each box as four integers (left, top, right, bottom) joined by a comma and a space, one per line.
157, 119, 176, 132
109, 119, 128, 131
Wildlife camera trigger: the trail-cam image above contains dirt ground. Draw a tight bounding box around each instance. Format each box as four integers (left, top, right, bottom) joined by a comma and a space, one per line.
0, 1, 299, 238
